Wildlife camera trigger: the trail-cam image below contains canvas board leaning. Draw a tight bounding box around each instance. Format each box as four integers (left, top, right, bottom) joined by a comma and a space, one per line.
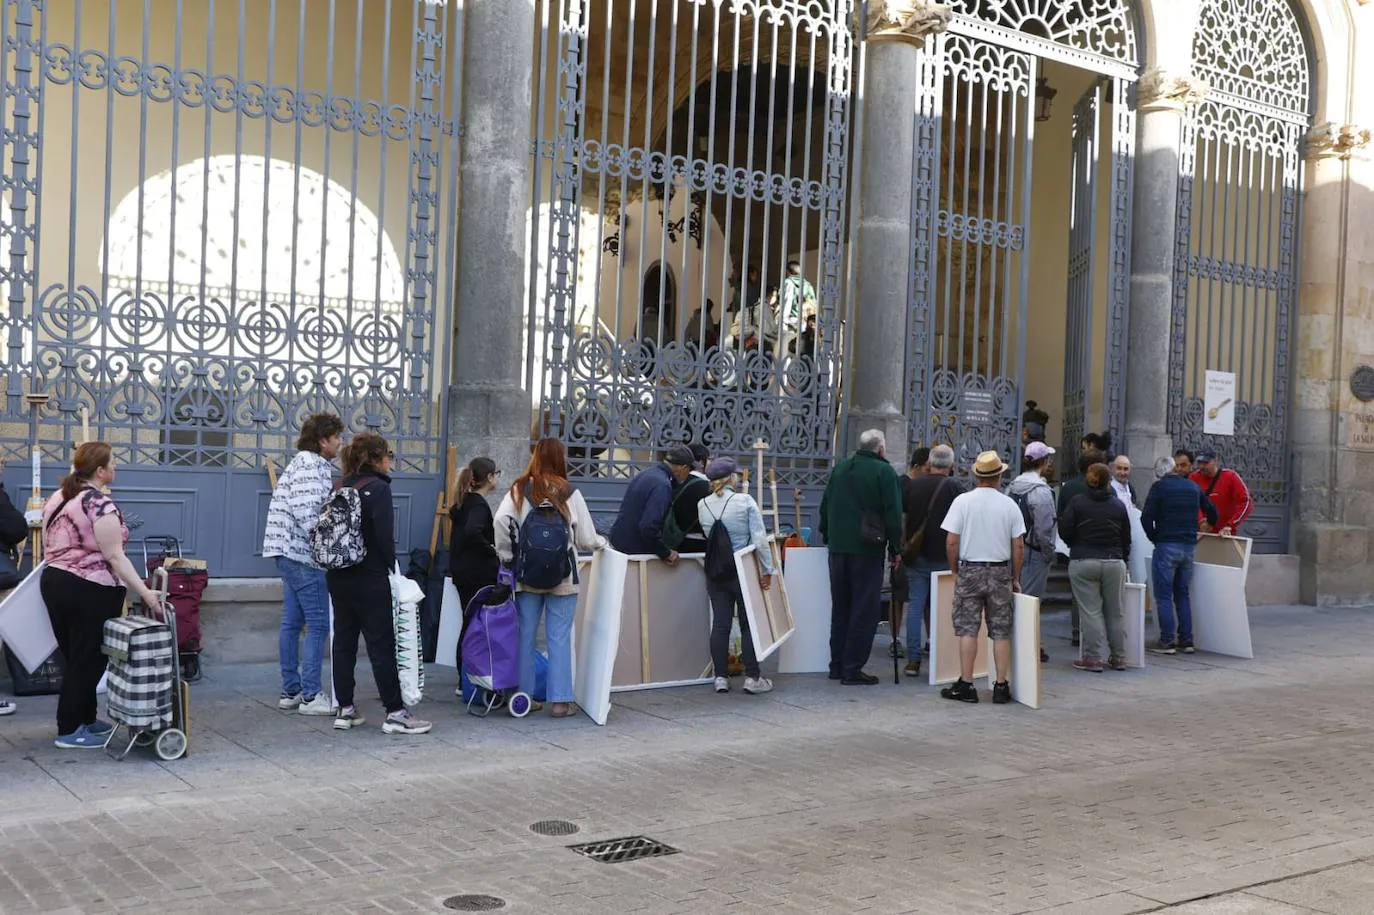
985, 593, 1041, 709
778, 546, 831, 674
929, 571, 989, 686
1191, 533, 1254, 659
734, 543, 794, 662
0, 563, 56, 674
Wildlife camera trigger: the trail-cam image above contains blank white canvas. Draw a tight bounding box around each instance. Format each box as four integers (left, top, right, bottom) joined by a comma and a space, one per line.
987, 594, 1040, 709
573, 549, 628, 725
778, 547, 832, 674
434, 579, 462, 668
0, 563, 56, 674
1192, 563, 1253, 659
1128, 506, 1154, 589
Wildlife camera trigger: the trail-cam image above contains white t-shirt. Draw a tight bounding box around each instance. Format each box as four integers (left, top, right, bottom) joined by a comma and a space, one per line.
941, 487, 1027, 562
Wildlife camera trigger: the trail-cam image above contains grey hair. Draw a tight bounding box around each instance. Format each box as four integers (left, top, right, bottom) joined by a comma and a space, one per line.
858, 429, 886, 452
1153, 456, 1175, 480
928, 444, 955, 470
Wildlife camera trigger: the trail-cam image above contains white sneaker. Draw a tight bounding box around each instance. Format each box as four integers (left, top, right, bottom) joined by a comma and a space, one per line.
714, 677, 729, 693
743, 677, 773, 695
278, 692, 303, 710
333, 706, 365, 730
382, 710, 432, 735
0, 699, 15, 717
297, 694, 337, 716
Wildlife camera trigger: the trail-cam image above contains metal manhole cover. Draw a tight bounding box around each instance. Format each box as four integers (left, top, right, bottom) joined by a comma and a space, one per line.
530, 819, 580, 837
569, 835, 679, 864
442, 895, 505, 912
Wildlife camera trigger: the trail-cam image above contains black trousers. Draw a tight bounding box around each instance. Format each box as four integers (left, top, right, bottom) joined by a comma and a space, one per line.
40, 566, 125, 735
828, 552, 884, 678
327, 569, 404, 713
707, 573, 759, 679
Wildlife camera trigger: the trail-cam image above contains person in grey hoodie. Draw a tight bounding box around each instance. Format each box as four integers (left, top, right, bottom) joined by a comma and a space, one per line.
1007, 441, 1058, 605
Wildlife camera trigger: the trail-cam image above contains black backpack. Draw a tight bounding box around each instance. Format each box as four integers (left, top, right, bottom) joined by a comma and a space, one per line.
1010, 488, 1040, 551
701, 494, 738, 584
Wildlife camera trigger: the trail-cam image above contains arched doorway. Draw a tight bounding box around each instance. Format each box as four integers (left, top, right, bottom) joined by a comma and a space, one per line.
640, 262, 677, 344
904, 0, 1142, 466
1171, 0, 1314, 553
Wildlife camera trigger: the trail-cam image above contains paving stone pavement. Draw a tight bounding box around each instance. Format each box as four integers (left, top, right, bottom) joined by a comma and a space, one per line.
3, 605, 1374, 914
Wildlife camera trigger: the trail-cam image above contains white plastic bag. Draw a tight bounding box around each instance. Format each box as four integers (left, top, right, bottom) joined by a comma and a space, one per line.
390, 566, 425, 706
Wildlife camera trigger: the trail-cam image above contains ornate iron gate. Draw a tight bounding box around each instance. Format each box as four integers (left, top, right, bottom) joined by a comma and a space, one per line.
1171, 0, 1310, 553
905, 1, 1139, 466
528, 0, 855, 513
0, 0, 461, 575
1061, 75, 1135, 460
908, 30, 1035, 466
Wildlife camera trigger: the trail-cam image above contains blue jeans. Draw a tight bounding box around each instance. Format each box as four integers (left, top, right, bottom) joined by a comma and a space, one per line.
1152, 542, 1196, 644
277, 557, 330, 699
905, 556, 949, 656
517, 591, 576, 703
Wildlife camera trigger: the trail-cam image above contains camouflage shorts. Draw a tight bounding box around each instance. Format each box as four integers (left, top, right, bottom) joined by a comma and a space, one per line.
952, 563, 1014, 640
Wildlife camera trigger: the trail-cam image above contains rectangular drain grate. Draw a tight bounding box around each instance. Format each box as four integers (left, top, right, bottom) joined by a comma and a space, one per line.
569, 835, 680, 864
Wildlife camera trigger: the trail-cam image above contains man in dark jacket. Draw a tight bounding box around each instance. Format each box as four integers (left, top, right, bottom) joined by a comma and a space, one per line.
609, 445, 695, 563
1060, 463, 1131, 672
819, 429, 903, 685
899, 444, 960, 676
666, 445, 712, 554
1142, 454, 1219, 655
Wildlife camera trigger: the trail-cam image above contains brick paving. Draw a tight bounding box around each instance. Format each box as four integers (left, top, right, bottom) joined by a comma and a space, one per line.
2, 605, 1374, 913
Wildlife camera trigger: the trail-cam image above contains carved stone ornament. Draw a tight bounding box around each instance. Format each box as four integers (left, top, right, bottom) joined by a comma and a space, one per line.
1305, 122, 1374, 161
1136, 67, 1207, 112
864, 0, 953, 44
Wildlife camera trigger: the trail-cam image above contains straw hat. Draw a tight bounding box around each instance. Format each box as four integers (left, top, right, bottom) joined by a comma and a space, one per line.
972, 450, 1009, 478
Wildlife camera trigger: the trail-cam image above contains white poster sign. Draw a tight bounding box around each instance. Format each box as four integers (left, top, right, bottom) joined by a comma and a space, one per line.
1203, 370, 1236, 436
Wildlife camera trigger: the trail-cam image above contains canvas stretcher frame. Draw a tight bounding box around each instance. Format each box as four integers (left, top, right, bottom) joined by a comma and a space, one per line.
734, 543, 795, 662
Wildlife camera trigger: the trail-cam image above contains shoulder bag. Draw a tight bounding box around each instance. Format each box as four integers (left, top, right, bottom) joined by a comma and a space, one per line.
901, 478, 949, 564
845, 466, 888, 549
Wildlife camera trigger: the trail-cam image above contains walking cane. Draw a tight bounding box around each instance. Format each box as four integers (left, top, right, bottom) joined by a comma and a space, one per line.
890, 562, 900, 684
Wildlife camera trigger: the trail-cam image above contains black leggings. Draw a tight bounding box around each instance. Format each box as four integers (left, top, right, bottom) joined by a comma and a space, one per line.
40, 566, 125, 735
707, 573, 759, 679
327, 569, 403, 713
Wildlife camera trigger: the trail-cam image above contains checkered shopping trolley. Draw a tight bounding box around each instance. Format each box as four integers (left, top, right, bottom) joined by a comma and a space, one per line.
100, 568, 190, 761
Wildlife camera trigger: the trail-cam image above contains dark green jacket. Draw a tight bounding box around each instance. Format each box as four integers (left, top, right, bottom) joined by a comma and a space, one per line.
819, 449, 903, 557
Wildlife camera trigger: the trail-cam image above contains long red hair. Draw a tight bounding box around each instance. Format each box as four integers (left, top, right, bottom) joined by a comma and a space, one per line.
511, 437, 572, 515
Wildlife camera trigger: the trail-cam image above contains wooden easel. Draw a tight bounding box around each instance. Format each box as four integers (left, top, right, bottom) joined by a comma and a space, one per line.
23, 385, 52, 564
427, 444, 459, 571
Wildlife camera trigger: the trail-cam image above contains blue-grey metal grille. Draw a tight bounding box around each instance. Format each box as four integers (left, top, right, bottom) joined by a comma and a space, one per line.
907, 32, 1035, 468
1060, 82, 1100, 463
0, 0, 461, 575
528, 0, 855, 491
1170, 0, 1310, 554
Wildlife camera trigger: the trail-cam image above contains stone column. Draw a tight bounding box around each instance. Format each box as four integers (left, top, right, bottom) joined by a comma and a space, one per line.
847, 2, 951, 465
1294, 123, 1374, 604
1121, 69, 1204, 485
449, 0, 537, 478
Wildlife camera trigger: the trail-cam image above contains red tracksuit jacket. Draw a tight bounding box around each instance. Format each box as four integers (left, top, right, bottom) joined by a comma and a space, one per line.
1189, 468, 1253, 532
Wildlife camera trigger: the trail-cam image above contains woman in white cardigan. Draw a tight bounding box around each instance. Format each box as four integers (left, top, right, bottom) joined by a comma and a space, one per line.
494, 437, 605, 718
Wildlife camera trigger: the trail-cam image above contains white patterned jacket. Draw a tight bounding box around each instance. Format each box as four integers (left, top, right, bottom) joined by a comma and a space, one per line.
262, 450, 335, 567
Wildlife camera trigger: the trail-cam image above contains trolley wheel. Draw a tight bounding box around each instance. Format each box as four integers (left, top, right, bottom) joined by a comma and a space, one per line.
508, 692, 532, 718
133, 731, 156, 748
155, 728, 187, 761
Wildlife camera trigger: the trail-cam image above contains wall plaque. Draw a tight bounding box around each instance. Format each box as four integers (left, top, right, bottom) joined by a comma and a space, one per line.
1351, 365, 1374, 403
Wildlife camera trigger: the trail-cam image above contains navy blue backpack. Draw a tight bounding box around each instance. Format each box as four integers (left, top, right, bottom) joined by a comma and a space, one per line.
512, 484, 577, 590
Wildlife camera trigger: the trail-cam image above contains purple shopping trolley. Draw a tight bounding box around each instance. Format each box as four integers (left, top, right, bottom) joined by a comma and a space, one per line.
460, 566, 534, 718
